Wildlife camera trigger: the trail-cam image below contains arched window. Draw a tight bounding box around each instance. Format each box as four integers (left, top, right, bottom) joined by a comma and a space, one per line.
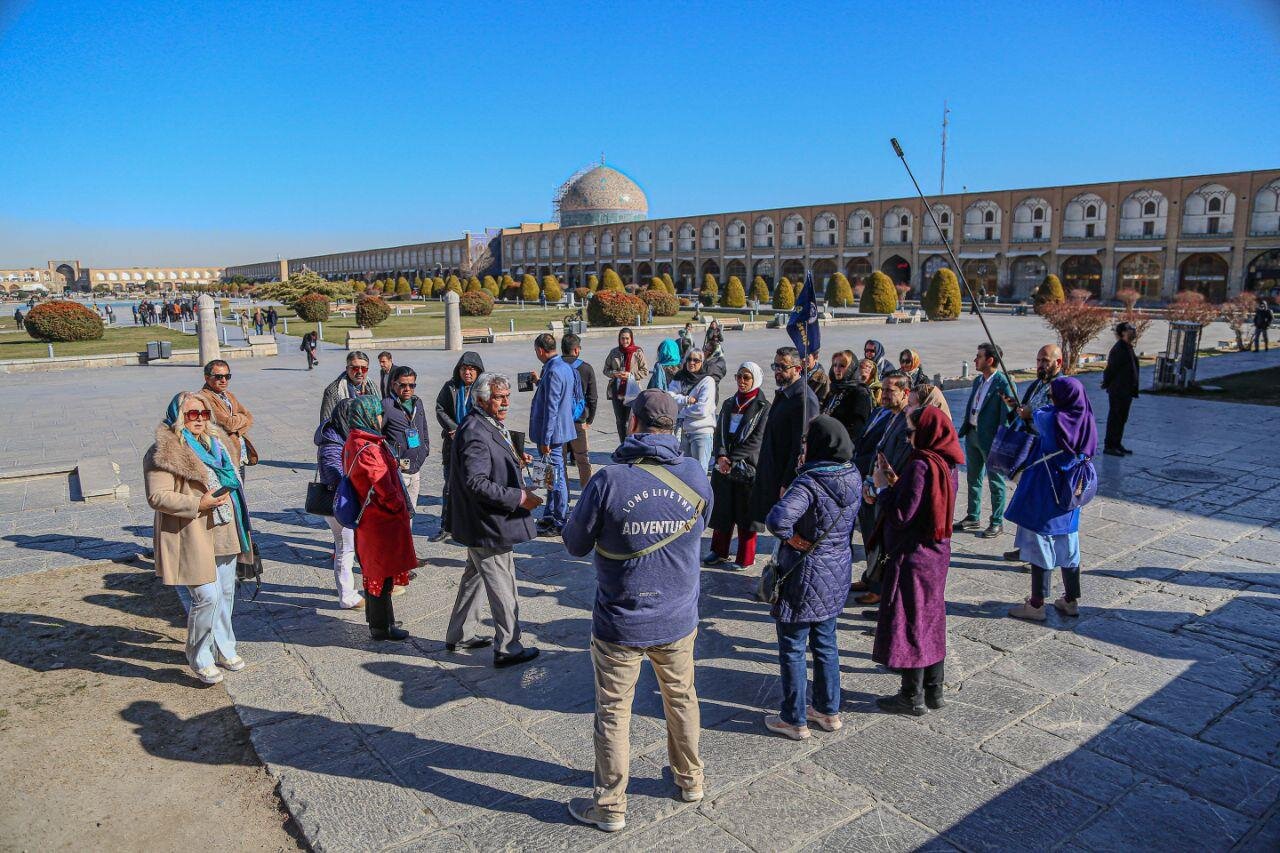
677, 224, 696, 252
701, 221, 720, 251
553, 235, 565, 257
637, 227, 652, 252
847, 210, 872, 246
658, 225, 673, 252
985, 211, 995, 223
600, 231, 614, 255
782, 214, 806, 248
1182, 183, 1236, 235
618, 228, 632, 253
1144, 201, 1156, 216
568, 233, 581, 258
584, 233, 596, 256
726, 219, 746, 249
813, 212, 837, 246
1085, 204, 1097, 218
1012, 197, 1052, 241
753, 217, 774, 249
1208, 197, 1222, 213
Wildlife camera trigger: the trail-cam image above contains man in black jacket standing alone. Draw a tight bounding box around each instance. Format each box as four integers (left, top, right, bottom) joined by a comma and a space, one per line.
748, 347, 819, 539
1101, 322, 1140, 457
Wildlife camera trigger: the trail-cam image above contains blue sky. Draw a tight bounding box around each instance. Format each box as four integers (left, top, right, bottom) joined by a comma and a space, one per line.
1, 0, 1278, 266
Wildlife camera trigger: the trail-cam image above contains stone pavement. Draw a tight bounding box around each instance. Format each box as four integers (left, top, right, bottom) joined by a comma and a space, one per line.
1, 315, 1278, 850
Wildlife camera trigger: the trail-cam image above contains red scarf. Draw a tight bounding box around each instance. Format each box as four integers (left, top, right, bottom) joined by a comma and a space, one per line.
910, 407, 966, 542
619, 343, 639, 372
733, 387, 760, 411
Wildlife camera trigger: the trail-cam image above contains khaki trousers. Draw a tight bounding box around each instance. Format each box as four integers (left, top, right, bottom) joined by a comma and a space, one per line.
591, 629, 703, 817
566, 423, 592, 486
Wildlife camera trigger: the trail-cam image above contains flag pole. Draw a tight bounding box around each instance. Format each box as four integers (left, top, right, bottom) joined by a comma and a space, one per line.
890, 137, 1014, 385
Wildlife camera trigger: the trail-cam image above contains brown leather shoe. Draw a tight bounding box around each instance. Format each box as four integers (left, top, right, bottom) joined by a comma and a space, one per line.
856, 592, 881, 605
850, 580, 870, 592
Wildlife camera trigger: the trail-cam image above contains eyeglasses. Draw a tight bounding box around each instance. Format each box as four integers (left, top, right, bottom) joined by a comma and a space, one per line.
208, 373, 231, 381
348, 366, 368, 374
184, 409, 212, 421
770, 362, 794, 371
398, 382, 417, 389
735, 373, 753, 381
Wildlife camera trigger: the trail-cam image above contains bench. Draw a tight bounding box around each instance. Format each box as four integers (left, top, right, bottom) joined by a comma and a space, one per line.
462, 327, 495, 344
887, 309, 923, 324
717, 319, 745, 332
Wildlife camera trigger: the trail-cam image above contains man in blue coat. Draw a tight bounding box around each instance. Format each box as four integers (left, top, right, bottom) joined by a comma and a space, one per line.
956, 342, 1017, 538
528, 332, 579, 534
561, 389, 712, 832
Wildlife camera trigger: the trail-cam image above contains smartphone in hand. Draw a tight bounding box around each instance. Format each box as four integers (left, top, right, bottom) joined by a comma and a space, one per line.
212, 485, 233, 497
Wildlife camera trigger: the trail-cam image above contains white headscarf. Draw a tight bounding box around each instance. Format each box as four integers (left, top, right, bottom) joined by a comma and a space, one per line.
738, 361, 763, 394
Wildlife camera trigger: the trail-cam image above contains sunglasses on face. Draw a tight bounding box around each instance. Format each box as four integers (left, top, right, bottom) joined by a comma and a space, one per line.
770, 362, 794, 371
184, 409, 212, 421
736, 373, 753, 381
209, 373, 231, 381
348, 366, 368, 374
398, 382, 416, 389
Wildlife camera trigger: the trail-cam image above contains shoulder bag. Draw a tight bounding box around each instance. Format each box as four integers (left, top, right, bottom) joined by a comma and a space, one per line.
755, 494, 845, 605
236, 542, 263, 600
595, 462, 707, 561
304, 468, 335, 516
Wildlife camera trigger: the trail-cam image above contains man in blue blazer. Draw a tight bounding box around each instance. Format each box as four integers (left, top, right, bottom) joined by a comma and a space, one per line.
955, 342, 1017, 538
529, 332, 580, 534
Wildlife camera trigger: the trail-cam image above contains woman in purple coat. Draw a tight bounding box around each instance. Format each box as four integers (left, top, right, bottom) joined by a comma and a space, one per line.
869, 406, 966, 715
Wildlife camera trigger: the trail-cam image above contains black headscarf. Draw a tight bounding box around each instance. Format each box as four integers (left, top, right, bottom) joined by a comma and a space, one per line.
328, 397, 361, 440
805, 415, 853, 463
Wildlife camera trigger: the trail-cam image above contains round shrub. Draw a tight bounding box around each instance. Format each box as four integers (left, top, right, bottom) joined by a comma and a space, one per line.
700, 274, 719, 306
827, 273, 854, 308
23, 301, 104, 342
641, 289, 679, 317
459, 291, 495, 316
395, 277, 412, 299
588, 291, 647, 327
678, 296, 693, 307
521, 274, 540, 301
723, 276, 746, 308
662, 273, 675, 294
1034, 274, 1065, 310
355, 295, 391, 328
465, 276, 482, 293
924, 268, 962, 320
445, 275, 463, 295
573, 287, 591, 302
601, 269, 625, 293
587, 274, 600, 293
294, 292, 332, 323
501, 274, 518, 299
482, 275, 500, 297
752, 276, 770, 304
773, 277, 796, 310
860, 271, 898, 314
542, 275, 563, 302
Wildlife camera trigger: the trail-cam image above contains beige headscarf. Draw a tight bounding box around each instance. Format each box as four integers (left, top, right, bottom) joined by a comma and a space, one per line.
913, 383, 952, 420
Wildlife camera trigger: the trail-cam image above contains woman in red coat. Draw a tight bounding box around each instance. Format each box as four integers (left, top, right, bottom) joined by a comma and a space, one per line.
341, 396, 416, 640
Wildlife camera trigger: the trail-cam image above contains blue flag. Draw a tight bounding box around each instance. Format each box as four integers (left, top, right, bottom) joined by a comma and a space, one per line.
786, 270, 821, 358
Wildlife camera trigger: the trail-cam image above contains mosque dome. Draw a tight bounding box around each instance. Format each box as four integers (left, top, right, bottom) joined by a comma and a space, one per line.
555, 164, 648, 227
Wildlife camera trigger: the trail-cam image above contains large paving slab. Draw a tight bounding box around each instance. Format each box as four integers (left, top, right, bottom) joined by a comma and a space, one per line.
1, 315, 1278, 850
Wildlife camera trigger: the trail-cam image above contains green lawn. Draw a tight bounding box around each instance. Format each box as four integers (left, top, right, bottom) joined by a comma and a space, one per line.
1189, 366, 1280, 407
0, 325, 192, 360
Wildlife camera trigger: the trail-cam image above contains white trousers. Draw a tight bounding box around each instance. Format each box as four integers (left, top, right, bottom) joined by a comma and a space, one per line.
325, 515, 362, 607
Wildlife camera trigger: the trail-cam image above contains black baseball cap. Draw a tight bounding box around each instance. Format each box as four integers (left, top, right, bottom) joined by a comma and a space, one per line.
630, 389, 677, 429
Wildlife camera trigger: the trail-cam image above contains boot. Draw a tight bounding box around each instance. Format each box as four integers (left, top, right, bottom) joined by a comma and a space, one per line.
924, 660, 945, 710
369, 585, 409, 641
876, 668, 926, 716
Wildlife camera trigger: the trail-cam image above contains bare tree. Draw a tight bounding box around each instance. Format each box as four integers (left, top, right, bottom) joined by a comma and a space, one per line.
1167, 290, 1220, 329
1040, 291, 1112, 374
1219, 291, 1258, 350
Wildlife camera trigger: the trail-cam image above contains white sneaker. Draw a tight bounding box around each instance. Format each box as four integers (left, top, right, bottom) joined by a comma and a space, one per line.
764, 714, 811, 740
680, 787, 705, 803
567, 797, 625, 832
216, 655, 245, 672
806, 706, 843, 732
1053, 596, 1079, 617
1008, 599, 1047, 621
194, 665, 224, 684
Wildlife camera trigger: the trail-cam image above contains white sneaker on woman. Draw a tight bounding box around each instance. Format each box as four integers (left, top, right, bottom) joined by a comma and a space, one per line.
806, 706, 843, 732
216, 655, 246, 672
764, 714, 811, 740
194, 665, 224, 684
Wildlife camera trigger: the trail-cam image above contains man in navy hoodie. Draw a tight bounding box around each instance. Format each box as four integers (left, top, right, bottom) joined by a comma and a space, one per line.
562, 390, 713, 833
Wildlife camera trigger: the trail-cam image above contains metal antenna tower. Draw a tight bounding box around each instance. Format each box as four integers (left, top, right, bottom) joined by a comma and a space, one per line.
940, 100, 950, 194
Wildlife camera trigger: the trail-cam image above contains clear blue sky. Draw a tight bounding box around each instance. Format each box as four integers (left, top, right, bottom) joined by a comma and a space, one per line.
2, 0, 1278, 267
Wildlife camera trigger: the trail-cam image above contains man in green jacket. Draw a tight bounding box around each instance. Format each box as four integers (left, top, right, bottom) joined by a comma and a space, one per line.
955, 342, 1017, 538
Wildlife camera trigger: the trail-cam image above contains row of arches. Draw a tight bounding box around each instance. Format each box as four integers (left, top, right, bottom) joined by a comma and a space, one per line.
298, 245, 464, 276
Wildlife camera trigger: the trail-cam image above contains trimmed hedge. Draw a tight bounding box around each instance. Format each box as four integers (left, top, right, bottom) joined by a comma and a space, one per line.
482, 275, 500, 297
587, 274, 600, 293
459, 291, 495, 316
772, 277, 795, 310
860, 271, 898, 314
23, 301, 104, 342
1034, 274, 1066, 309
294, 292, 331, 322
589, 290, 646, 327
355, 295, 391, 328
827, 272, 854, 308
752, 276, 770, 304
641, 289, 679, 317
601, 269, 625, 292
924, 268, 962, 320
700, 274, 719, 306
465, 276, 482, 293
445, 275, 463, 295
542, 275, 563, 301
662, 273, 675, 294
521, 274, 540, 301
723, 275, 746, 308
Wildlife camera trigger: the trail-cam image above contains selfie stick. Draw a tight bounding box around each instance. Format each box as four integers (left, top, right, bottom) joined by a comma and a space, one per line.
890, 137, 1014, 385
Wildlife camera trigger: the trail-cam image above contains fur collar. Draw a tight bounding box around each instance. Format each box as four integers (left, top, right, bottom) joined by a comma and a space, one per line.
148, 424, 214, 483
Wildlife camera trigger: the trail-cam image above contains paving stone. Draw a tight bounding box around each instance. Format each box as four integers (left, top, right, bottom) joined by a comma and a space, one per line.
1183, 598, 1280, 654
598, 808, 750, 852
700, 763, 861, 848
1067, 779, 1253, 853
986, 636, 1114, 694
1155, 570, 1247, 605
1025, 692, 1128, 743
1088, 716, 1280, 818
1109, 588, 1208, 631
923, 671, 1049, 743
1084, 660, 1238, 735
225, 652, 331, 728
527, 708, 668, 775
810, 806, 951, 853
979, 722, 1139, 804
1201, 686, 1280, 767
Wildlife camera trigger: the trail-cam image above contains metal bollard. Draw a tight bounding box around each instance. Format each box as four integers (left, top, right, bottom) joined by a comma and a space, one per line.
47, 343, 54, 358
509, 319, 515, 332
282, 317, 288, 334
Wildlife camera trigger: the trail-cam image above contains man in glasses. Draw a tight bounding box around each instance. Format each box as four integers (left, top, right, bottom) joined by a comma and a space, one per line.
748, 347, 819, 545
197, 359, 255, 476
381, 365, 430, 514
320, 350, 377, 423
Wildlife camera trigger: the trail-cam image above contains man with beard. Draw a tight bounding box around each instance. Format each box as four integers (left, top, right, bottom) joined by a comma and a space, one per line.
999, 344, 1064, 563
748, 347, 819, 548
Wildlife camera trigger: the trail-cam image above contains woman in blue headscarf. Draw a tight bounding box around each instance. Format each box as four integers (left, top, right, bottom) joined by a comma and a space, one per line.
648, 339, 683, 391
144, 391, 254, 685
1006, 376, 1098, 621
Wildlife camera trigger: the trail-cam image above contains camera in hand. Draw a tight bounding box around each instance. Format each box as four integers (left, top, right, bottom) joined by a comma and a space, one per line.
517, 371, 536, 392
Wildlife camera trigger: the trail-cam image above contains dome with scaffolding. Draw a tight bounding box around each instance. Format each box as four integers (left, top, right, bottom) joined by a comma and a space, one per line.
554, 163, 648, 227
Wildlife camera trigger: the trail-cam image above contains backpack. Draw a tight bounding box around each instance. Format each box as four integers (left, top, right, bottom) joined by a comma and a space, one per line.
333, 444, 377, 529
567, 358, 587, 423
1037, 450, 1098, 512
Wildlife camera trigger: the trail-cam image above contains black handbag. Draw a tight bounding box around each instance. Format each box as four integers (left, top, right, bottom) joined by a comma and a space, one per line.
728, 459, 756, 484
236, 542, 263, 600
305, 470, 335, 516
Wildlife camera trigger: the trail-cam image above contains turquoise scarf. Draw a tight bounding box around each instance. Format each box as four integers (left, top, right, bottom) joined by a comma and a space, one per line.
183, 429, 252, 553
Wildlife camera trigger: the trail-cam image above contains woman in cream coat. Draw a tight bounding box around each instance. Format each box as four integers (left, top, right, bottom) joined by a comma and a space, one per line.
144, 391, 253, 685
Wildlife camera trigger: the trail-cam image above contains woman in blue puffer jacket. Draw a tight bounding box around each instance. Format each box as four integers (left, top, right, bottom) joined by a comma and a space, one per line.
764, 415, 861, 740
314, 398, 364, 609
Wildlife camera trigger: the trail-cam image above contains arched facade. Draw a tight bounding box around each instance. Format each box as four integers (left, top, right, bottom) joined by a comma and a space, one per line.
726, 259, 747, 281
782, 214, 806, 249
1246, 249, 1280, 294
701, 259, 720, 281
657, 225, 673, 252
1117, 253, 1162, 299
780, 259, 805, 283
921, 254, 950, 289
847, 210, 873, 246
921, 204, 953, 244
677, 223, 696, 252
701, 220, 720, 251
1009, 256, 1046, 299
753, 258, 774, 287
1252, 179, 1280, 235
1120, 189, 1167, 238
1012, 197, 1052, 241
677, 260, 696, 290
845, 257, 872, 286
753, 216, 774, 249
726, 219, 747, 250
1182, 183, 1236, 235
882, 254, 911, 285
618, 228, 632, 255
1179, 253, 1229, 302
962, 258, 999, 296
1064, 193, 1107, 239
812, 212, 838, 248
884, 207, 912, 244
812, 258, 837, 293
1061, 255, 1103, 299
964, 201, 1002, 241
637, 227, 652, 253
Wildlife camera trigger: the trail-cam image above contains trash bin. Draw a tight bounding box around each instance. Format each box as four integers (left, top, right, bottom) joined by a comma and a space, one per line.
146, 341, 160, 360
159, 340, 173, 359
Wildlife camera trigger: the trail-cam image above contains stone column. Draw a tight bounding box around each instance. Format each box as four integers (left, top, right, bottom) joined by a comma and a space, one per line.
443, 290, 462, 351
197, 293, 220, 363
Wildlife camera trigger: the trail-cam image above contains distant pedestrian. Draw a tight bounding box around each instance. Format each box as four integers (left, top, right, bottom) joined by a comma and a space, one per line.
670, 348, 716, 472
676, 322, 695, 359
377, 351, 396, 399
130, 304, 138, 325
1007, 377, 1098, 622
561, 333, 598, 487
1101, 322, 1139, 457
300, 331, 319, 369
144, 392, 253, 685
252, 306, 264, 336
432, 351, 484, 542
13, 308, 23, 331
706, 362, 769, 569
238, 311, 250, 341
1252, 298, 1273, 352
870, 406, 965, 715
603, 328, 649, 442
562, 389, 712, 831
763, 415, 860, 740
529, 332, 579, 535
341, 397, 415, 641
955, 343, 1016, 538
265, 305, 278, 334
445, 373, 542, 667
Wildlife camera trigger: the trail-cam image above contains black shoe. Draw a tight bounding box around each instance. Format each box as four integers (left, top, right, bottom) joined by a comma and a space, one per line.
925, 688, 946, 710
702, 553, 728, 567
494, 647, 540, 668
953, 518, 981, 532
980, 523, 1004, 539
1002, 549, 1022, 562
429, 529, 450, 542
371, 625, 409, 641
445, 636, 493, 652
1120, 446, 1134, 455
408, 570, 419, 580
1103, 447, 1125, 457
537, 524, 563, 538
875, 692, 927, 716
